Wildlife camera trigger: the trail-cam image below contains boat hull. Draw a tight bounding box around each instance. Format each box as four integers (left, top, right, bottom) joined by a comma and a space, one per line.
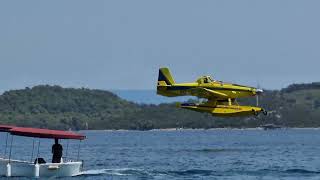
0, 158, 82, 177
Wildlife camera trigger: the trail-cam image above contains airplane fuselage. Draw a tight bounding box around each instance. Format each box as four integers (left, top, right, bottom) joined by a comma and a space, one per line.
157, 82, 259, 100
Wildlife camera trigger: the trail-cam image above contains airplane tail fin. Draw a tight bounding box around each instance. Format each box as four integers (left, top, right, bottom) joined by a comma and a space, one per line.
158, 67, 175, 85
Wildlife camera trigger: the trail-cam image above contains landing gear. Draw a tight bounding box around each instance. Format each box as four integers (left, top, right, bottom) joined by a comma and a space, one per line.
252, 109, 268, 116
252, 109, 259, 116
262, 109, 268, 116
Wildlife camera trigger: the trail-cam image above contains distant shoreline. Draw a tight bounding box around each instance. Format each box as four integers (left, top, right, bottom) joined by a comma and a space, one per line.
80, 127, 320, 132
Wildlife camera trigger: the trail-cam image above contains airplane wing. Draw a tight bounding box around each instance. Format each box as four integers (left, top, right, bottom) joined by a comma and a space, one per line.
190, 87, 228, 99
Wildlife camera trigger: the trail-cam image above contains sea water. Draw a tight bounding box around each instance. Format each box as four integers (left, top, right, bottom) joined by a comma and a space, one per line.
2, 129, 320, 179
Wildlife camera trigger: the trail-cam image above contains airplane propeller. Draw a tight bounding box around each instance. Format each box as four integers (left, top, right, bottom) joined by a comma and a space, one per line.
255, 83, 263, 107
255, 83, 267, 116
256, 89, 263, 107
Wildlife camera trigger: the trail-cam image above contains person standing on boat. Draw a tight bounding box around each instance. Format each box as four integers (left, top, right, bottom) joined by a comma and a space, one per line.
52, 138, 63, 163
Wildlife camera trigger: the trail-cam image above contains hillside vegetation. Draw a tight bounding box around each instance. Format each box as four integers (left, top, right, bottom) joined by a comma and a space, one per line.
1, 84, 320, 130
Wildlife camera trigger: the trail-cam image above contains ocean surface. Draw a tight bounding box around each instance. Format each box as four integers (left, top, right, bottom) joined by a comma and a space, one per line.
2, 129, 320, 179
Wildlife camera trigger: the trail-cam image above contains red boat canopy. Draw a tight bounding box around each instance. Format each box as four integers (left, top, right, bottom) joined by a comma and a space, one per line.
0, 125, 85, 140
0, 125, 14, 132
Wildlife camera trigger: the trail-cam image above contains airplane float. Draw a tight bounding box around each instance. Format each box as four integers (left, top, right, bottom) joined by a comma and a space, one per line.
157, 67, 267, 117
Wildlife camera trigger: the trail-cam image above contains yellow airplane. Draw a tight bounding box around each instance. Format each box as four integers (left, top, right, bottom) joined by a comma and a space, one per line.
157, 67, 267, 117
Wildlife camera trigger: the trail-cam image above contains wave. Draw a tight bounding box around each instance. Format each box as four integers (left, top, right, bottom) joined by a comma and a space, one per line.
285, 169, 320, 174
195, 148, 247, 153
166, 169, 216, 176
76, 167, 320, 178
78, 168, 151, 177
78, 168, 217, 178
230, 168, 320, 177
165, 168, 320, 177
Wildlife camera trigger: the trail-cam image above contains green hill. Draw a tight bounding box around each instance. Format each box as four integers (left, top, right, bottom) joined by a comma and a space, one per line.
1, 84, 320, 130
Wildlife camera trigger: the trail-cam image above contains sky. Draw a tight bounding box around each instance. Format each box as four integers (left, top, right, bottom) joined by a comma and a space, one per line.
0, 0, 320, 92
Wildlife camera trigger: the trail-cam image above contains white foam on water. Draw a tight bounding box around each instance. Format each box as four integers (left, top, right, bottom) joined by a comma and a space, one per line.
78, 168, 143, 176
78, 169, 108, 176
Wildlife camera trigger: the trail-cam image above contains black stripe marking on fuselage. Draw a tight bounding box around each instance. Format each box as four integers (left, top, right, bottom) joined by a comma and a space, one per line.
166, 86, 252, 92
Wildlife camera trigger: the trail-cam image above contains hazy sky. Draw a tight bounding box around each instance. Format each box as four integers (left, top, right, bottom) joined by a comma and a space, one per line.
1, 1, 319, 92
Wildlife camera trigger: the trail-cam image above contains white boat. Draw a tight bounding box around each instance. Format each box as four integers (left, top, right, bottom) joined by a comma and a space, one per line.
0, 125, 86, 178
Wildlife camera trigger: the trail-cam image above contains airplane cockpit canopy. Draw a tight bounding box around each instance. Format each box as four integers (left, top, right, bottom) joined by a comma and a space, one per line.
197, 76, 215, 84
